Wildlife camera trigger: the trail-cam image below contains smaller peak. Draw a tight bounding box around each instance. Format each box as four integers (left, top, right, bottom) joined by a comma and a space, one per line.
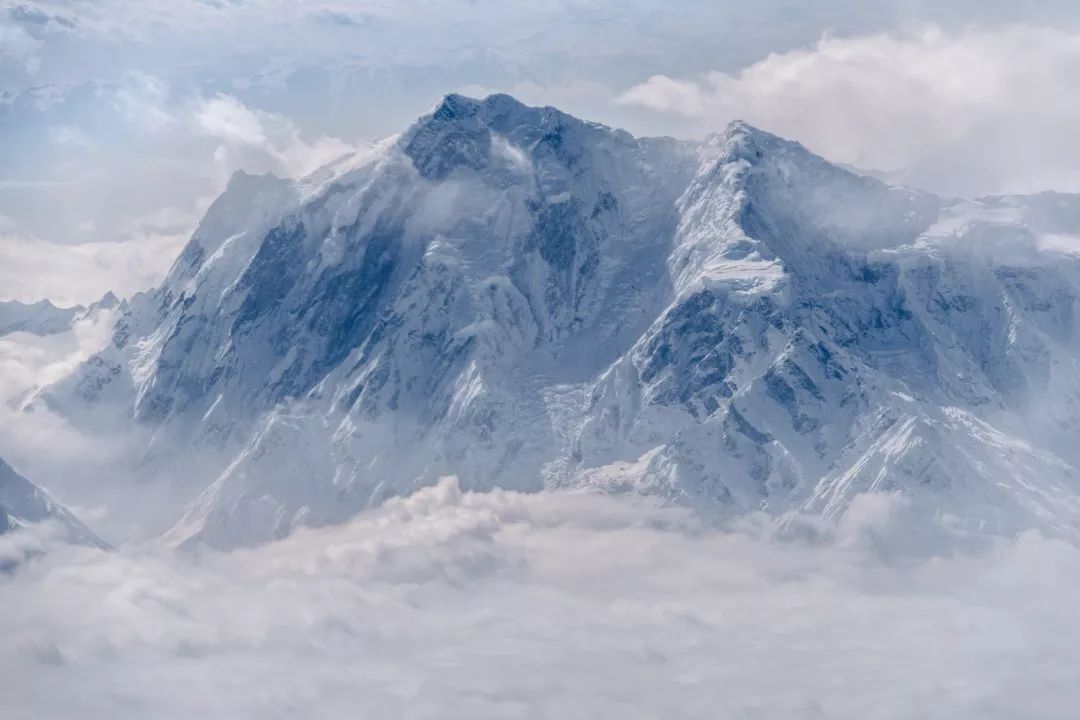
720, 119, 787, 148
226, 168, 256, 185
223, 169, 288, 194
723, 118, 757, 137
702, 119, 826, 171
92, 290, 120, 310
196, 170, 293, 235
703, 119, 773, 145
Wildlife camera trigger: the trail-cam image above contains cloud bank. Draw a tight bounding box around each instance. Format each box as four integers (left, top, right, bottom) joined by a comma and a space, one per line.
0, 309, 152, 542
0, 230, 183, 306
620, 25, 1080, 196
0, 480, 1077, 719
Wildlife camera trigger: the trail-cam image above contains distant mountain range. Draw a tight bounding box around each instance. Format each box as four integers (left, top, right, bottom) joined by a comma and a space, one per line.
0, 292, 119, 338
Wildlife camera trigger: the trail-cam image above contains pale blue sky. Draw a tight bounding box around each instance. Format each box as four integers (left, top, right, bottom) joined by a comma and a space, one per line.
4, 0, 1080, 303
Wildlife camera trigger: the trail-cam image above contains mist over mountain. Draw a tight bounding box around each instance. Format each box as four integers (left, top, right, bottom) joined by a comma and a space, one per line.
0, 457, 104, 550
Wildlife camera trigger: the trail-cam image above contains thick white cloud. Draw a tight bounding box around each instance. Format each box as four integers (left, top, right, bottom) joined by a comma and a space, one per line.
196, 94, 268, 146
195, 93, 354, 181
0, 230, 184, 306
0, 480, 1076, 718
619, 25, 1080, 196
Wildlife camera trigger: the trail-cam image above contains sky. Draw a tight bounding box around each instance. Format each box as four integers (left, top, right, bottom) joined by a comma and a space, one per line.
3, 0, 1080, 304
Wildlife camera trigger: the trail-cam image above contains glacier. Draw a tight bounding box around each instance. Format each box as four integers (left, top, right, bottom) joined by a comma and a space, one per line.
33, 93, 1080, 548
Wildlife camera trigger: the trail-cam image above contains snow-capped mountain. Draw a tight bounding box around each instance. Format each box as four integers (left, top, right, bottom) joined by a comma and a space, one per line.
0, 292, 119, 338
40, 94, 1080, 548
0, 457, 105, 547
0, 299, 79, 337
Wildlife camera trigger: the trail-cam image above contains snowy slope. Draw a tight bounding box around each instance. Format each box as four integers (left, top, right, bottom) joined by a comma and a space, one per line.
0, 458, 106, 547
39, 94, 1080, 548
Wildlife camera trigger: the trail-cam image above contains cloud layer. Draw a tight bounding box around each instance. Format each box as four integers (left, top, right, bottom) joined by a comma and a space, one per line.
1, 480, 1077, 719
0, 230, 183, 306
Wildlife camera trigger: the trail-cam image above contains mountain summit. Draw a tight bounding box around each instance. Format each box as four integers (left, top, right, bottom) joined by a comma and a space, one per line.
41, 94, 1080, 548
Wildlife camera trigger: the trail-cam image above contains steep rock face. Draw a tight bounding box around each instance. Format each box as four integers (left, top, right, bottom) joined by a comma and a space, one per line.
44, 94, 1080, 547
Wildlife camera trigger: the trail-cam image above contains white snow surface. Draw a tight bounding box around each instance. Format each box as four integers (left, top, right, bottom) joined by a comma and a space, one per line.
35, 94, 1080, 548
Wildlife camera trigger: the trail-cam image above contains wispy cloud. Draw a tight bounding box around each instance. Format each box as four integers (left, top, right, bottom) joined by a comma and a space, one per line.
194, 93, 354, 180
0, 229, 185, 305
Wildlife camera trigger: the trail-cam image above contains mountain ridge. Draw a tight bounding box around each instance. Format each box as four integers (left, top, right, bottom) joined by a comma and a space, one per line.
0, 291, 118, 338
33, 93, 1080, 548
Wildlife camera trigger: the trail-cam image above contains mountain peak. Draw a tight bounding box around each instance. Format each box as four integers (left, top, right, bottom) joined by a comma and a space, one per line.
91, 290, 119, 310
223, 168, 288, 193
403, 92, 592, 180
721, 118, 761, 139
707, 119, 816, 166
430, 92, 483, 118
430, 92, 528, 121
